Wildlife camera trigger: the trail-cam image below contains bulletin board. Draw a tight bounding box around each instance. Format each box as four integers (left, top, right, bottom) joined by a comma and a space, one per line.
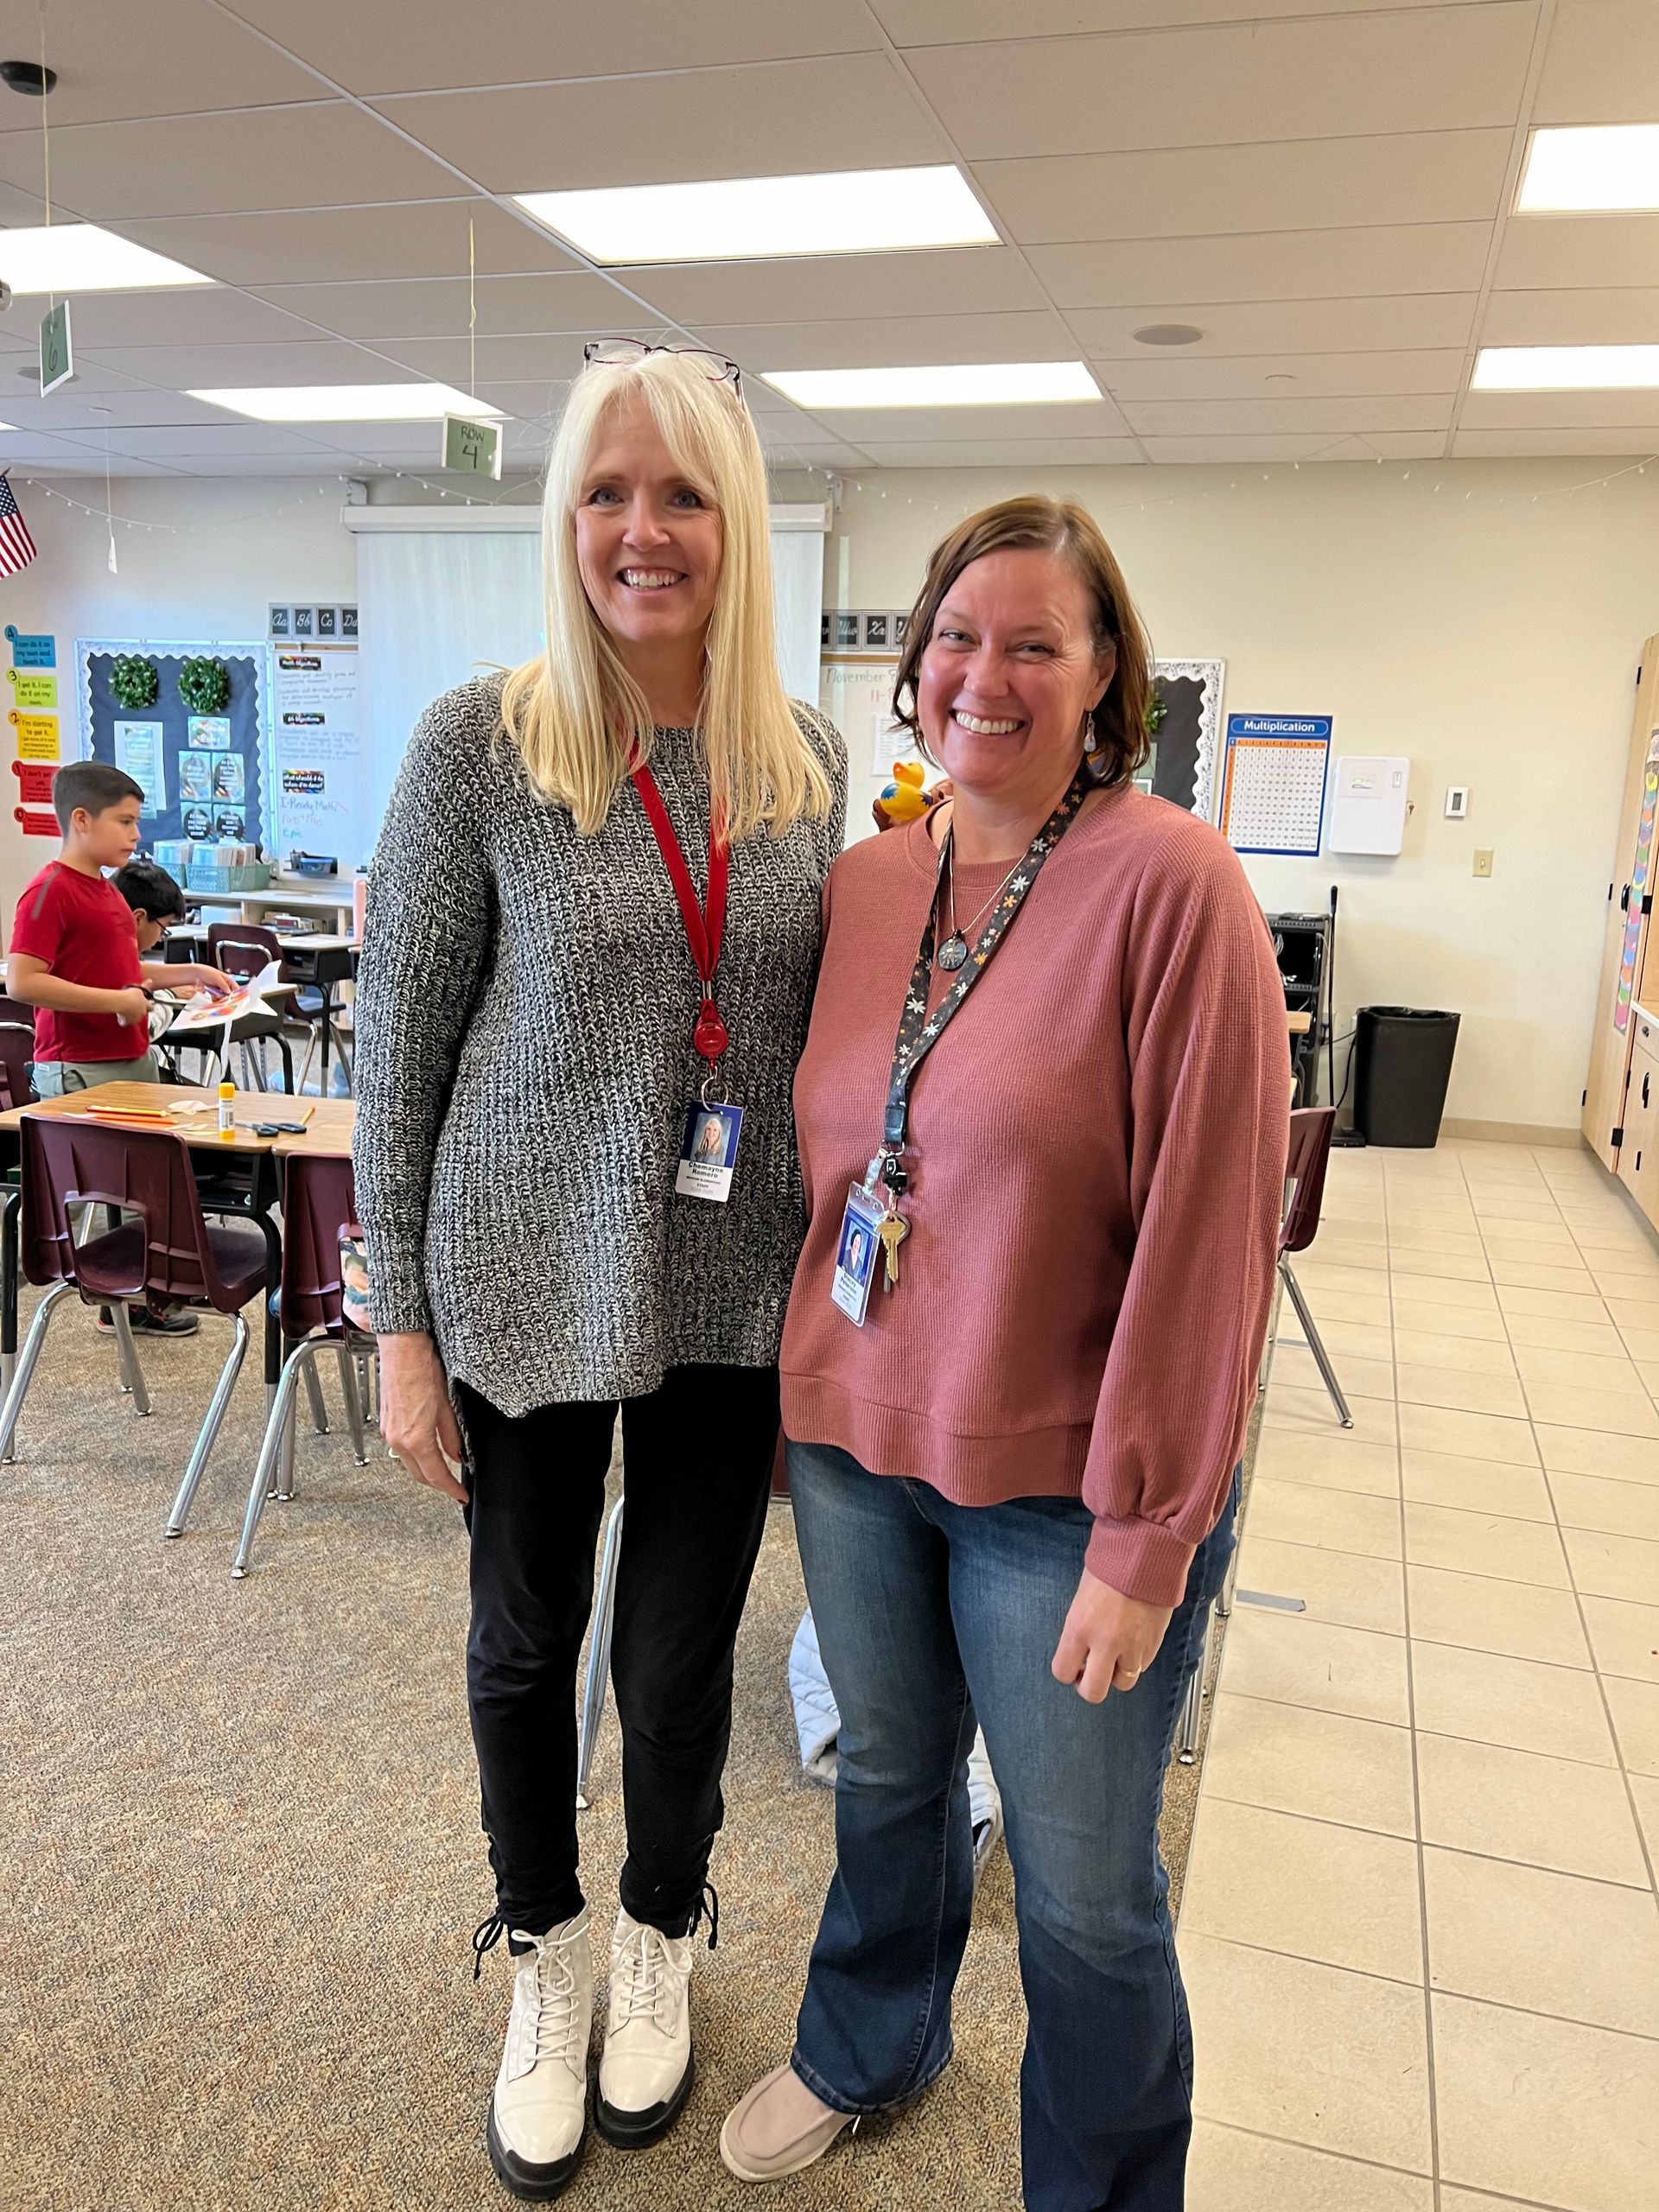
1147, 658, 1225, 820
75, 639, 271, 848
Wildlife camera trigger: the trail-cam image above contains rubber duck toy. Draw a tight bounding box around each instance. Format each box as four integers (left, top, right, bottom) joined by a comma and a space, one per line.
877, 760, 931, 824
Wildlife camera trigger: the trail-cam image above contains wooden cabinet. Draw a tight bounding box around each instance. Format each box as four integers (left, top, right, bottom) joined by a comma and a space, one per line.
1620, 1015, 1659, 1222
1585, 638, 1659, 1172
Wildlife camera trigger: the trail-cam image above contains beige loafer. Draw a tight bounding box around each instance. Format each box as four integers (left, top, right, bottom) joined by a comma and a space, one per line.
719, 2063, 856, 2183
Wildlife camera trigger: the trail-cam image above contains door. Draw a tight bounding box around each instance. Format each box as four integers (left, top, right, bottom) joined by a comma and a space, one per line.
1583, 639, 1659, 1169
1619, 1020, 1659, 1225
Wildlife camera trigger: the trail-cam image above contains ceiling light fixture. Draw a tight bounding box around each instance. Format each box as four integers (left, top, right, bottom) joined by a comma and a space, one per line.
0, 224, 213, 295
515, 165, 998, 264
1132, 324, 1204, 346
1517, 124, 1659, 213
1472, 345, 1659, 391
760, 361, 1101, 409
187, 384, 504, 423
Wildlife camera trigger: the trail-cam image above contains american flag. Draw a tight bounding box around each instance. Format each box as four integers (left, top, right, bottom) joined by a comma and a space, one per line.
0, 472, 38, 578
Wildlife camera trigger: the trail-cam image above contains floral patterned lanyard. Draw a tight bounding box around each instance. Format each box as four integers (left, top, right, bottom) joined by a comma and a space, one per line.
868, 765, 1093, 1285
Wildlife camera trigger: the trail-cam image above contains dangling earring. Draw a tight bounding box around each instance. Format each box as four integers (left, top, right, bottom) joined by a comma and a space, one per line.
1082, 710, 1098, 754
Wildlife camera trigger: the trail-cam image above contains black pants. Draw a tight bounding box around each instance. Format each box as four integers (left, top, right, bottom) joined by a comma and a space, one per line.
458, 1364, 779, 1939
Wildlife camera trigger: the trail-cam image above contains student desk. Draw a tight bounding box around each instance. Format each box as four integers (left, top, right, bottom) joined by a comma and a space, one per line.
0, 1084, 323, 1414
164, 927, 358, 1096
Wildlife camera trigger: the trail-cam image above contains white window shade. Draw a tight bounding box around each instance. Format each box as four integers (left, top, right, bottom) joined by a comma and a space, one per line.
349, 505, 827, 852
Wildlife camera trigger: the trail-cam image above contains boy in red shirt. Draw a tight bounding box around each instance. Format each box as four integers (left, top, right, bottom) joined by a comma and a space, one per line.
8, 762, 232, 1335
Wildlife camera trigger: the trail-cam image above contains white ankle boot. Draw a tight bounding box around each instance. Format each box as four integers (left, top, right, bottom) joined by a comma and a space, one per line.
486, 1911, 594, 2200
594, 1906, 696, 2146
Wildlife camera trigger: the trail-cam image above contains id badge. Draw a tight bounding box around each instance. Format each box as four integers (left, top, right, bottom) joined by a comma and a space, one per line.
676, 1102, 744, 1202
830, 1183, 885, 1326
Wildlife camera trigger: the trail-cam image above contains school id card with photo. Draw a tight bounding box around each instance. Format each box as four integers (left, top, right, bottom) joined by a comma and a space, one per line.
676, 1102, 745, 1202
830, 1183, 885, 1326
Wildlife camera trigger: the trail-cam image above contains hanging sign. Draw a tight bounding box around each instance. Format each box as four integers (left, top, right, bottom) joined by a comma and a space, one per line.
10, 760, 56, 804
442, 414, 502, 480
6, 668, 55, 709
8, 710, 59, 760
4, 627, 55, 668
39, 302, 73, 397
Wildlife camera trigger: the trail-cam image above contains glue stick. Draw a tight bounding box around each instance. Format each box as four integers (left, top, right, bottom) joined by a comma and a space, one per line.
218, 1078, 235, 1138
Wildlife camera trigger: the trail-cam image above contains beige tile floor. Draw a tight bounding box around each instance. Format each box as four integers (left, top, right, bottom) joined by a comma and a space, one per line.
1182, 1138, 1659, 2212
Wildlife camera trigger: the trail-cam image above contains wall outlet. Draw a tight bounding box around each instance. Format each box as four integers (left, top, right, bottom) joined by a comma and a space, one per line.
1473, 849, 1494, 878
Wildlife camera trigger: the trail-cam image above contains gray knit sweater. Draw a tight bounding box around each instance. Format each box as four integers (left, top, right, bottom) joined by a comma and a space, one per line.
353, 675, 847, 1415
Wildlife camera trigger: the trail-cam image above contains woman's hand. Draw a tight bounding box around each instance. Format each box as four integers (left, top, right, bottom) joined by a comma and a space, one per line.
871, 779, 952, 834
378, 1330, 468, 1503
1051, 1569, 1174, 1702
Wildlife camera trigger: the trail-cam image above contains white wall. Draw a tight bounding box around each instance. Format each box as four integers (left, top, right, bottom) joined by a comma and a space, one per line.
0, 474, 355, 918
823, 459, 1659, 1135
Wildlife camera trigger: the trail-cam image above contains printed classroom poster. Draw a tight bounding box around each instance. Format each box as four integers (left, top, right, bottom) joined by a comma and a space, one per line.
114, 721, 167, 814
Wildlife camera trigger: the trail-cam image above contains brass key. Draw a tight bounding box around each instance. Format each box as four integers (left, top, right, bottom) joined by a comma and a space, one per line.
878, 1211, 910, 1292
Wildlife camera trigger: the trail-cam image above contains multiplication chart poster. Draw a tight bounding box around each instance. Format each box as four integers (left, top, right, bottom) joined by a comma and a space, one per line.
1219, 714, 1332, 856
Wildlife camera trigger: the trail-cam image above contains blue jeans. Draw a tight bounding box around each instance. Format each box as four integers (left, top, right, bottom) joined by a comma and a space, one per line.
787, 1442, 1237, 2212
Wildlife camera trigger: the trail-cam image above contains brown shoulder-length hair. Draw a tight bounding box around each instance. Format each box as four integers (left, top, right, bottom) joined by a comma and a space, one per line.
893, 495, 1154, 789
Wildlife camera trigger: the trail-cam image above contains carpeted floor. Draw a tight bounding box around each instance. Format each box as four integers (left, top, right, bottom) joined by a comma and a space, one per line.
1, 1292, 1234, 2212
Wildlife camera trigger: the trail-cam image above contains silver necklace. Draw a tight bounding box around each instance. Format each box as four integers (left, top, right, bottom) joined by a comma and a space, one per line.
936, 836, 1027, 972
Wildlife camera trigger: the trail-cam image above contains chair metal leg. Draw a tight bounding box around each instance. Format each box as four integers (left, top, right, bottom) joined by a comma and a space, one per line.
575, 1497, 625, 1811
0, 1350, 12, 1465
336, 1341, 368, 1465
163, 1313, 250, 1538
302, 1357, 329, 1436
108, 1303, 152, 1418
1176, 1647, 1205, 1765
232, 1343, 311, 1578
1280, 1259, 1354, 1427
0, 1281, 76, 1462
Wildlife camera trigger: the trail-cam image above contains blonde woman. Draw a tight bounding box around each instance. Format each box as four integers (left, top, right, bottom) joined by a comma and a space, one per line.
354, 343, 845, 2202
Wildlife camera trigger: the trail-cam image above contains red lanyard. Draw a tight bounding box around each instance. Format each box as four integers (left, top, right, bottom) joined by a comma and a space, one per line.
630, 763, 730, 1064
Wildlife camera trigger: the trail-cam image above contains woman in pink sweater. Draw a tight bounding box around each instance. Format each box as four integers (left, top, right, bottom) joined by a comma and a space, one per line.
721, 498, 1289, 2208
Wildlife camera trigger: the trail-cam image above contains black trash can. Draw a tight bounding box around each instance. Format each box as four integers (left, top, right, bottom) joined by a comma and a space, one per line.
1353, 1007, 1460, 1148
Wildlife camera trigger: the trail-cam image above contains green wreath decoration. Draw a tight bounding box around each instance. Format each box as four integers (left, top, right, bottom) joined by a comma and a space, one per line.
178, 655, 231, 715
110, 654, 159, 712
1145, 688, 1168, 736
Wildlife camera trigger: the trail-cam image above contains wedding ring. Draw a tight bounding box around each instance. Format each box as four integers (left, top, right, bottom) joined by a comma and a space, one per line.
1120, 1667, 1141, 1682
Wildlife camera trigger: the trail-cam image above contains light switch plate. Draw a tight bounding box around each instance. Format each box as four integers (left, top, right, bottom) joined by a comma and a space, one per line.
1473, 849, 1494, 878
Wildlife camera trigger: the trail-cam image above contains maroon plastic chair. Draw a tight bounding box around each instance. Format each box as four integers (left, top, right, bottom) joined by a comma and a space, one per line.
1275, 1107, 1352, 1427
231, 1151, 375, 1579
0, 1117, 272, 1537
0, 991, 37, 1112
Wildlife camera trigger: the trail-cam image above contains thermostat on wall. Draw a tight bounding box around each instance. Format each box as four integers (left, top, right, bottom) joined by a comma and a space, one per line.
1328, 755, 1410, 855
1445, 786, 1469, 821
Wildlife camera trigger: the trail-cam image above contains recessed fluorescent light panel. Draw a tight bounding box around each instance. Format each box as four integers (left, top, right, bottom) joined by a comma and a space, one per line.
515, 165, 998, 264
1518, 125, 1659, 213
1472, 346, 1659, 391
188, 384, 504, 423
0, 224, 213, 294
760, 361, 1102, 409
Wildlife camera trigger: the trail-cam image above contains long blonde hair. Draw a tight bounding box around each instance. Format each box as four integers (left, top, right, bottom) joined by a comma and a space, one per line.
499, 349, 832, 839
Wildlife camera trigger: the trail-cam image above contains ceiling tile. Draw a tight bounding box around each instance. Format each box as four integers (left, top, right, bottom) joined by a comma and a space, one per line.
73, 340, 400, 388
1479, 289, 1659, 346
708, 310, 1076, 372
0, 434, 116, 465
111, 454, 373, 475
1028, 225, 1493, 310
19, 455, 187, 475
781, 398, 1132, 442
225, 0, 880, 97
1497, 216, 1659, 290
0, 179, 44, 224
5, 356, 157, 397
874, 0, 1481, 35
45, 290, 327, 350
1453, 427, 1659, 454
372, 59, 937, 193
1074, 296, 1477, 358
1535, 0, 1659, 127
627, 249, 1044, 327
0, 391, 289, 433
1120, 395, 1453, 436
1459, 390, 1659, 429
909, 8, 1536, 161
1098, 350, 1465, 401
111, 200, 579, 286
89, 423, 344, 458
0, 0, 322, 125
248, 271, 632, 342
978, 131, 1515, 244
372, 333, 654, 383
1138, 431, 1445, 461
0, 104, 457, 220
846, 436, 1143, 465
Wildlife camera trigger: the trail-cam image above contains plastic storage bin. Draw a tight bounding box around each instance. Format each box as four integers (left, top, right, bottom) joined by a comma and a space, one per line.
1353, 1006, 1460, 1148
183, 861, 271, 894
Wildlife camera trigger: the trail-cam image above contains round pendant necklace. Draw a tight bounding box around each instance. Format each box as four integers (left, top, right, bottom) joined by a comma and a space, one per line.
936, 836, 1025, 973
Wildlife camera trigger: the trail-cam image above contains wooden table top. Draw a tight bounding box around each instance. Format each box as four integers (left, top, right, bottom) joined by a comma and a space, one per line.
0, 1083, 353, 1154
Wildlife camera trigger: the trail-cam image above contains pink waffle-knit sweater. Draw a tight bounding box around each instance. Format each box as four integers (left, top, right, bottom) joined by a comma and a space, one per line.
779, 783, 1290, 1609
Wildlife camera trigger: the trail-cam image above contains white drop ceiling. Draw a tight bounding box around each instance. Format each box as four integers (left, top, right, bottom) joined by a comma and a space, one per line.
0, 0, 1656, 476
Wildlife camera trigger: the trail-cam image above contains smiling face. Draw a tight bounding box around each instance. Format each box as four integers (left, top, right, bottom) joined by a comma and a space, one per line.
916, 546, 1117, 815
573, 395, 724, 658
